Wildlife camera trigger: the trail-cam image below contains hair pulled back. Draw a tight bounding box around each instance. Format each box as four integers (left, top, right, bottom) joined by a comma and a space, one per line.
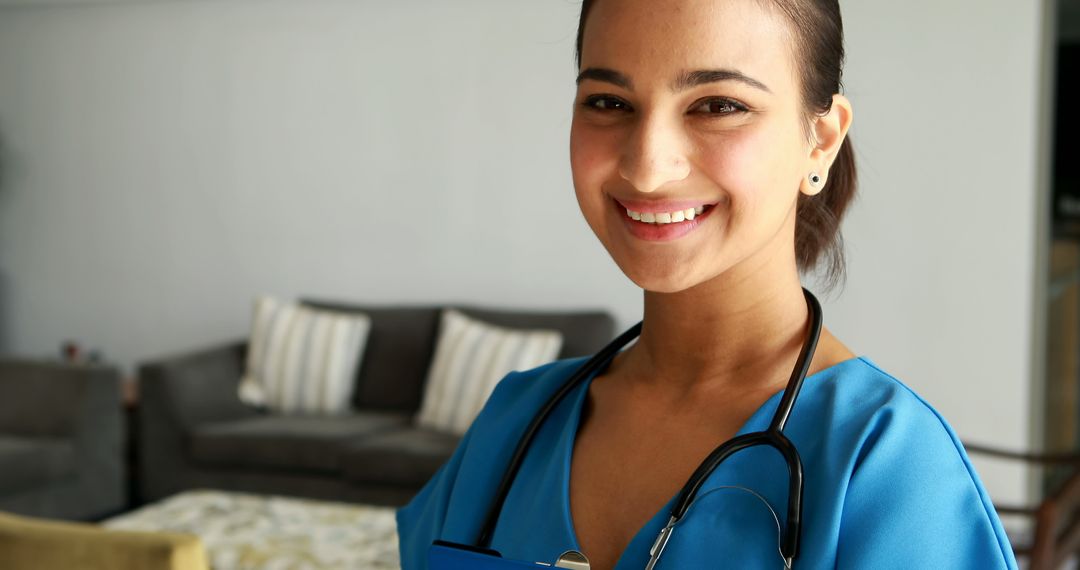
575, 0, 858, 288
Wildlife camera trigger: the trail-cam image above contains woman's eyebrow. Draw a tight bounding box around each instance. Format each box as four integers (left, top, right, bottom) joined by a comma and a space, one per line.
674, 69, 772, 94
575, 67, 771, 94
576, 67, 633, 89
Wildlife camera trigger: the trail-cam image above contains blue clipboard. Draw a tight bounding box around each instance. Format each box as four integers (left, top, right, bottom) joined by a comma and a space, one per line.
428, 541, 551, 569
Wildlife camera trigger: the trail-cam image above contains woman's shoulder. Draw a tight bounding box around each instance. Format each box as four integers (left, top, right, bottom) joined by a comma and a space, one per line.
806, 356, 977, 471
813, 356, 958, 432
803, 357, 1017, 567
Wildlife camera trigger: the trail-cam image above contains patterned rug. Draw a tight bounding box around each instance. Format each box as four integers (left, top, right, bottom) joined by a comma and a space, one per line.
103, 489, 401, 570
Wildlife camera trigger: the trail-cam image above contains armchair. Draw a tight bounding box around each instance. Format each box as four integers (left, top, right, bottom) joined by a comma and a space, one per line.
964, 442, 1080, 569
0, 359, 125, 520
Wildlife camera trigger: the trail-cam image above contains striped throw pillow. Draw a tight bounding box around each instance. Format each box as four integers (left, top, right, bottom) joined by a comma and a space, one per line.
416, 309, 563, 435
237, 296, 372, 415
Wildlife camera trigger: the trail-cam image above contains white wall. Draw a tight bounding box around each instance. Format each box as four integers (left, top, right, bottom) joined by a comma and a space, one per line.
835, 1, 1047, 506
0, 0, 1048, 505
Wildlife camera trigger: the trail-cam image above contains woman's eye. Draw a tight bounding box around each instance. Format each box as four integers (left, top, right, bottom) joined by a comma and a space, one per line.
690, 98, 747, 116
582, 95, 631, 112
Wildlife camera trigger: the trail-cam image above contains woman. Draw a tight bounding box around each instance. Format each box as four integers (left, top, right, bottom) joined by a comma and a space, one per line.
398, 0, 1018, 568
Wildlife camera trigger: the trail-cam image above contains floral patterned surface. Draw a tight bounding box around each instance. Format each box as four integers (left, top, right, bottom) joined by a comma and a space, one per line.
103, 489, 401, 570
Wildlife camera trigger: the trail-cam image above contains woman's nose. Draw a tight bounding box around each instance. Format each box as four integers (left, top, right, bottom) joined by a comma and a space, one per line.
617, 115, 691, 193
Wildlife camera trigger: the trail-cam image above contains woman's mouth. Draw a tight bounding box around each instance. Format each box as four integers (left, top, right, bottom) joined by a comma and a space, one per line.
625, 205, 707, 224
612, 197, 717, 242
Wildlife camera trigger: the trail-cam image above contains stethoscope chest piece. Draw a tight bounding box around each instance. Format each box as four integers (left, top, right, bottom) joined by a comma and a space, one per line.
553, 550, 590, 569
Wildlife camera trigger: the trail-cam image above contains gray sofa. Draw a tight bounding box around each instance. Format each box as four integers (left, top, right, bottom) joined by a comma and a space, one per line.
0, 359, 125, 520
137, 301, 616, 507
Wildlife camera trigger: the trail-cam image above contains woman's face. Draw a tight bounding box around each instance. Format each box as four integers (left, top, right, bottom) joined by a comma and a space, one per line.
570, 0, 818, 293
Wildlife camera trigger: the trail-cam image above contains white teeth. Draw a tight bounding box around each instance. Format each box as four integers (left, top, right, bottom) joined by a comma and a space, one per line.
625, 205, 709, 225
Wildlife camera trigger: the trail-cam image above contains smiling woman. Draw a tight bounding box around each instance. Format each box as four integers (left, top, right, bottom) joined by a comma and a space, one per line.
396, 1, 1018, 569
569, 0, 855, 295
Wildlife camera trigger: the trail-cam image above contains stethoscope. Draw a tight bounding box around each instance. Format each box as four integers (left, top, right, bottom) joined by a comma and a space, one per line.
437, 288, 822, 570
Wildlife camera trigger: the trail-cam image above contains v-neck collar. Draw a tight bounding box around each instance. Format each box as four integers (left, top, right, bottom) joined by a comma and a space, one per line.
556, 356, 867, 570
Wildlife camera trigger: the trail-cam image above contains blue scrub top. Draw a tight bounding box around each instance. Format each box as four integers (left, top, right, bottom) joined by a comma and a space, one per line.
397, 355, 1018, 569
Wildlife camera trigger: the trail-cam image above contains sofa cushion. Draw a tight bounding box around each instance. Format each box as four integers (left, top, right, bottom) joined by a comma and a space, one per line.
189, 413, 409, 474
453, 306, 616, 361
340, 427, 460, 487
297, 302, 443, 413
297, 299, 618, 414
416, 310, 563, 436
238, 296, 373, 415
0, 436, 75, 493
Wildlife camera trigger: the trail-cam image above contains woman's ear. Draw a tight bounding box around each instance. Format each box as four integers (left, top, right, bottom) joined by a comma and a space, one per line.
802, 94, 853, 196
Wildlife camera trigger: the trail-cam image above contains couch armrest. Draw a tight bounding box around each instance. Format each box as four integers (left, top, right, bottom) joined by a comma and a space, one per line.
136, 341, 256, 503
0, 359, 126, 519
138, 340, 255, 430
0, 360, 120, 437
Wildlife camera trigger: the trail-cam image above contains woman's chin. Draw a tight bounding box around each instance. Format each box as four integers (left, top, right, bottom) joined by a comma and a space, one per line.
618, 262, 709, 294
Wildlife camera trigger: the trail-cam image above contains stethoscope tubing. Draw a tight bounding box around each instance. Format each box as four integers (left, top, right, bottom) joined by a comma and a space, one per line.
476, 288, 823, 569
669, 288, 822, 561
475, 321, 643, 548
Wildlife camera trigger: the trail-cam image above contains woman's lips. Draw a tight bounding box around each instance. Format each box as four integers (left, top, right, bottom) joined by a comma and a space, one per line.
613, 197, 718, 214
612, 196, 716, 242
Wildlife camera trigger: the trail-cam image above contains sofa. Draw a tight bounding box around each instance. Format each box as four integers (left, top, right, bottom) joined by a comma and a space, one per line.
137, 301, 616, 507
0, 359, 126, 520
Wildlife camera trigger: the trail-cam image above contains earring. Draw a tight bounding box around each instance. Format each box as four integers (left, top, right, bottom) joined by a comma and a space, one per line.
808, 172, 823, 189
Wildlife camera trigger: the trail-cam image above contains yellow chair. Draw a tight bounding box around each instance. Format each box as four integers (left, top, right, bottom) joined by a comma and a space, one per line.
0, 510, 209, 570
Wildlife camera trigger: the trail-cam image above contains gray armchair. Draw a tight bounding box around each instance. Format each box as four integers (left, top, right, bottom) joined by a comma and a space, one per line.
137, 302, 617, 507
0, 359, 125, 520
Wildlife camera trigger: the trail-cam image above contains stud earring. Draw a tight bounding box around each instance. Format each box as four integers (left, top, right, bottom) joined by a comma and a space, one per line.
808, 172, 823, 188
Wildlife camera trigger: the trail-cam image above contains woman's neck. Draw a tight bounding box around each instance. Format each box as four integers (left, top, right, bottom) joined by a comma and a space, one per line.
623, 263, 812, 395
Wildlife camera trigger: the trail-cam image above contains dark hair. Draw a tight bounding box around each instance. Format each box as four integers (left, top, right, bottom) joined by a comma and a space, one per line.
575, 0, 857, 289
